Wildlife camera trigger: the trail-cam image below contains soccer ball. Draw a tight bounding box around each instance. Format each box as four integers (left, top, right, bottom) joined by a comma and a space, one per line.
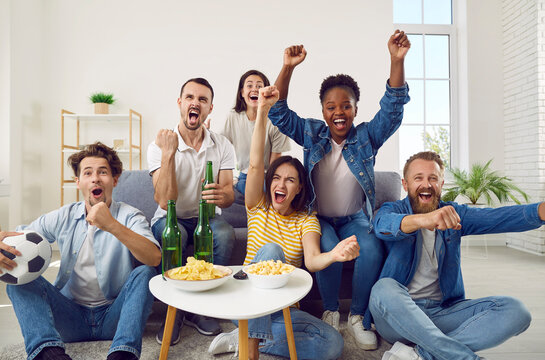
0, 230, 52, 285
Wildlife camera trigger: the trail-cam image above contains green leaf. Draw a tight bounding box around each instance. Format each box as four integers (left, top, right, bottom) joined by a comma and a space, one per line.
89, 92, 116, 104
442, 159, 529, 206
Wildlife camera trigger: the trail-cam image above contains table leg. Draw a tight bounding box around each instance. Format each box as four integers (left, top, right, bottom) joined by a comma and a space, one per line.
282, 307, 298, 360
239, 319, 249, 360
159, 306, 177, 360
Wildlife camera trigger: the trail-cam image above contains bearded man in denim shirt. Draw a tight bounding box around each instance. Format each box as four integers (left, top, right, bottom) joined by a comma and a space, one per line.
1, 142, 161, 360
370, 151, 538, 360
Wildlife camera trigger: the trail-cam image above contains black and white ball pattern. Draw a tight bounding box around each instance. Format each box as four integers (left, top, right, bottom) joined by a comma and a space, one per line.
0, 230, 52, 285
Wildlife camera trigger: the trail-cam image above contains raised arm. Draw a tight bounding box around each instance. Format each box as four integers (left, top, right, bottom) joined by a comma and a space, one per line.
275, 45, 307, 100
151, 129, 179, 210
400, 206, 461, 233
245, 86, 280, 209
388, 29, 411, 88
86, 202, 161, 266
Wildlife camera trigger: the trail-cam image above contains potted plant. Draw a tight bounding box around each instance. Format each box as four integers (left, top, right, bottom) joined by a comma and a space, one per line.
442, 159, 529, 206
89, 92, 116, 114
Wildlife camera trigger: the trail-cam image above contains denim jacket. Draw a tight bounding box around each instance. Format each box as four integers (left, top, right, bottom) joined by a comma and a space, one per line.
373, 197, 545, 306
268, 81, 409, 225
17, 201, 159, 300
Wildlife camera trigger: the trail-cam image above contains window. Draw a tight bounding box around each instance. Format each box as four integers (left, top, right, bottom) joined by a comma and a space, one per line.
394, 0, 455, 170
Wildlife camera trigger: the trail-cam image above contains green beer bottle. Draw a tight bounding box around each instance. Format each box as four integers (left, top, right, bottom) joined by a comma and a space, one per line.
161, 200, 182, 278
202, 160, 216, 219
194, 199, 214, 263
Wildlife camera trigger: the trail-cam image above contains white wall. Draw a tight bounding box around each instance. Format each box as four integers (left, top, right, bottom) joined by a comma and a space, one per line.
465, 0, 505, 170
0, 0, 10, 230
8, 0, 398, 227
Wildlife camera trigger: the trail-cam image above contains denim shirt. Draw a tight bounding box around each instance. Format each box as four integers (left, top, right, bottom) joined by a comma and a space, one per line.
268, 81, 409, 225
16, 201, 159, 300
373, 197, 545, 306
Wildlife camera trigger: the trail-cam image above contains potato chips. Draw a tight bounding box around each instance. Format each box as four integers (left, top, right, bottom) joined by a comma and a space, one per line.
167, 257, 225, 280
245, 260, 295, 275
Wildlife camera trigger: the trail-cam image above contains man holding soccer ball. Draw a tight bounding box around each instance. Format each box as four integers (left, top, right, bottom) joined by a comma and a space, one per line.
0, 142, 161, 360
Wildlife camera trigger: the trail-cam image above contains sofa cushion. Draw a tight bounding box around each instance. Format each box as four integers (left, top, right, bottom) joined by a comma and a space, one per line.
113, 170, 156, 224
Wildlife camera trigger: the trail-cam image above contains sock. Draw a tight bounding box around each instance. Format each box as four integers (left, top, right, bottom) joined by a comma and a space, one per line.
36, 346, 72, 360
107, 351, 138, 360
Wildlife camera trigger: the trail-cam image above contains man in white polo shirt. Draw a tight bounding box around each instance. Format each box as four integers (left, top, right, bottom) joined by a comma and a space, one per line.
147, 77, 236, 345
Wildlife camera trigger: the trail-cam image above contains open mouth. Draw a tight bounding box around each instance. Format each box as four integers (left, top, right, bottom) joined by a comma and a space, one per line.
91, 188, 103, 198
274, 191, 287, 203
333, 118, 347, 130
189, 109, 199, 122
418, 191, 433, 202
249, 94, 258, 101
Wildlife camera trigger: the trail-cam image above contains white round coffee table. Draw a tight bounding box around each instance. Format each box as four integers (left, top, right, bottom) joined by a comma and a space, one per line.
149, 266, 313, 360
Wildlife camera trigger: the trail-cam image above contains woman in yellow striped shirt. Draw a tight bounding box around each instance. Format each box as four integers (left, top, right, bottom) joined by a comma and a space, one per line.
209, 86, 360, 360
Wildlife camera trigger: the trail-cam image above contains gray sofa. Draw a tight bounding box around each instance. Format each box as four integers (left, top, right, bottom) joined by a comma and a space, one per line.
112, 170, 401, 302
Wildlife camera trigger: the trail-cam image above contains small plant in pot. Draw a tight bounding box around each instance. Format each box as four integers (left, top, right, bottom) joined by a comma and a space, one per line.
442, 159, 529, 206
90, 92, 116, 114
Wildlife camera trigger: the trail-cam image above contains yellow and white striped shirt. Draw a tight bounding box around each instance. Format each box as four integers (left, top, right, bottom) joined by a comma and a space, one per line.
244, 197, 321, 268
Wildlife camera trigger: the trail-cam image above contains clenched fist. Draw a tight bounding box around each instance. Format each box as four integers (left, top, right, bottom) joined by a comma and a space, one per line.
283, 45, 307, 68
155, 129, 179, 157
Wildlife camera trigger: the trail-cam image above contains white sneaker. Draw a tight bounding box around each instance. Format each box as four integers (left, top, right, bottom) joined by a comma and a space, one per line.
382, 341, 422, 360
321, 310, 340, 332
208, 328, 239, 355
346, 312, 377, 350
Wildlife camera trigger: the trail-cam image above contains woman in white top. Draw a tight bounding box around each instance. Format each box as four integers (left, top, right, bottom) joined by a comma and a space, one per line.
222, 70, 291, 198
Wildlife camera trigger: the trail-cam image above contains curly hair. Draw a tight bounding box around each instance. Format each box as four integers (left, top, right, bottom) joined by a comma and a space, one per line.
403, 151, 445, 179
234, 70, 270, 113
319, 74, 360, 104
67, 142, 123, 178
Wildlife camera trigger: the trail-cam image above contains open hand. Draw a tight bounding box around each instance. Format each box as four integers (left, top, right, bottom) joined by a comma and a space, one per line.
283, 45, 307, 67
330, 235, 360, 262
0, 231, 23, 272
388, 29, 411, 60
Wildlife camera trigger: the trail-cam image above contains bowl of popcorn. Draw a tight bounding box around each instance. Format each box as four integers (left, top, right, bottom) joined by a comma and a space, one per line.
243, 260, 296, 289
165, 257, 233, 292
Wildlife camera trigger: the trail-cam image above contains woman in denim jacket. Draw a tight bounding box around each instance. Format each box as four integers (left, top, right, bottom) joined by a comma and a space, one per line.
267, 30, 410, 350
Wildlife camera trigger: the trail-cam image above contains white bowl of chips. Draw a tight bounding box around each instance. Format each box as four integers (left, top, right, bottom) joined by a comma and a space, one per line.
164, 257, 233, 292
243, 260, 296, 289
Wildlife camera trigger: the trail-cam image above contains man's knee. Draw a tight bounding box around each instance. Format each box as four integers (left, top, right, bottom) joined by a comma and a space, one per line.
370, 278, 404, 311
503, 296, 532, 334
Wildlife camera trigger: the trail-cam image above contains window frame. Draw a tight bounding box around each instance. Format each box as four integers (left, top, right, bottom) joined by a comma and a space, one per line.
394, 6, 459, 171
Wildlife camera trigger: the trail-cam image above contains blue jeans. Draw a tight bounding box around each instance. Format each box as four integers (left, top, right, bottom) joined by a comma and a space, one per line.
7, 265, 156, 360
234, 172, 247, 196
245, 243, 343, 359
152, 214, 235, 265
369, 278, 532, 360
315, 210, 384, 329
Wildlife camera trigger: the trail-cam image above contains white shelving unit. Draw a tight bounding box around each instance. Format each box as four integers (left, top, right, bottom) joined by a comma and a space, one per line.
60, 109, 142, 205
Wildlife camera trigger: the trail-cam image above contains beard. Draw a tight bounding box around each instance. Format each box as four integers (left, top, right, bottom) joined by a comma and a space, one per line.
408, 187, 440, 214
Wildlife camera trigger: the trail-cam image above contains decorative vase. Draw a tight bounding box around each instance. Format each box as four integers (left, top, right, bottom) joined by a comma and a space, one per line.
94, 103, 109, 114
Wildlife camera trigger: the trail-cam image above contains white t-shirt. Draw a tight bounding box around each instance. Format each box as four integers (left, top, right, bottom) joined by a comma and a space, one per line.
313, 139, 364, 217
67, 225, 110, 307
408, 229, 442, 301
222, 110, 291, 173
148, 126, 235, 223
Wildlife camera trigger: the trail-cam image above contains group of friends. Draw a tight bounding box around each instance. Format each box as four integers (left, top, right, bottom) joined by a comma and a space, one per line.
0, 30, 540, 360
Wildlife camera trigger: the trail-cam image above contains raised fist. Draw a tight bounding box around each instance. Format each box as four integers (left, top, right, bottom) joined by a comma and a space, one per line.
283, 45, 307, 67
